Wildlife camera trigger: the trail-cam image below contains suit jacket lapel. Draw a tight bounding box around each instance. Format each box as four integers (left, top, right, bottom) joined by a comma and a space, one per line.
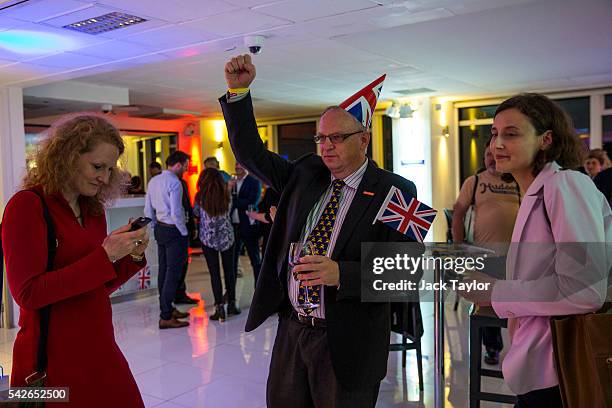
331, 160, 380, 260
511, 162, 560, 242
512, 194, 538, 242
278, 168, 329, 278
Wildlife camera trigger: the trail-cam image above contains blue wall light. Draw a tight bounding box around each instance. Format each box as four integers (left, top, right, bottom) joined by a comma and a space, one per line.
0, 30, 78, 55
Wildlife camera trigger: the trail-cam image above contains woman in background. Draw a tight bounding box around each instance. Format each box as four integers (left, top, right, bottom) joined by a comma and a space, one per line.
1, 114, 149, 407
194, 168, 239, 321
461, 93, 609, 407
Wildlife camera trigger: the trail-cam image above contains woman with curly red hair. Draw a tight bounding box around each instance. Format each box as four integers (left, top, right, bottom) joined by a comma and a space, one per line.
1, 113, 149, 407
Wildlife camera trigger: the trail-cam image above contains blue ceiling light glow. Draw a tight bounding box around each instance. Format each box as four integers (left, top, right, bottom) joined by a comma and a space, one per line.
0, 30, 78, 55
64, 12, 147, 35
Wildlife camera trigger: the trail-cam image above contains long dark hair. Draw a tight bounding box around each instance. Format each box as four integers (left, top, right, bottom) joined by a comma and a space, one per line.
494, 93, 585, 177
196, 168, 229, 217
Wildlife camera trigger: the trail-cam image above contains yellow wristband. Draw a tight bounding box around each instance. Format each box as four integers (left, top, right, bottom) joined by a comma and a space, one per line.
228, 87, 249, 93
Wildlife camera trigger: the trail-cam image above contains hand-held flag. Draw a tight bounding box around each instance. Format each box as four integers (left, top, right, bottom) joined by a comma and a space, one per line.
374, 186, 437, 242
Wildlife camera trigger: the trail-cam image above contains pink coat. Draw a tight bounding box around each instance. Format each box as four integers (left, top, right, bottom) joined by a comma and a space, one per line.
491, 161, 610, 395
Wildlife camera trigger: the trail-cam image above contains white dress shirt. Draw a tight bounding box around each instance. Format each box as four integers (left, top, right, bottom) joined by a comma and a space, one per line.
288, 158, 368, 319
144, 170, 188, 236
231, 177, 245, 224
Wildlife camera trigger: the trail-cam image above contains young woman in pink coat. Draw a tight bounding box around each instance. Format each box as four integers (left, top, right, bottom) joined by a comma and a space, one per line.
462, 93, 610, 407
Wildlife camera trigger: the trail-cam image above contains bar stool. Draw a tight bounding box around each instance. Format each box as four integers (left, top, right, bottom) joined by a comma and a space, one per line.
389, 302, 424, 391
469, 304, 517, 407
443, 209, 461, 311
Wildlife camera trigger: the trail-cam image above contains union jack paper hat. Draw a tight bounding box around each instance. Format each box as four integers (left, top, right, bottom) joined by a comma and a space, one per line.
339, 74, 386, 129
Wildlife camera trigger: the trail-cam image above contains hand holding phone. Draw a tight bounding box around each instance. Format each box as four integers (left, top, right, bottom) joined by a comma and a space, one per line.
129, 217, 152, 231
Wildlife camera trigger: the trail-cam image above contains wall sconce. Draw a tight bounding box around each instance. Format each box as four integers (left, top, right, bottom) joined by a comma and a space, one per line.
217, 141, 224, 149
441, 126, 450, 138
398, 104, 416, 118
385, 103, 400, 118
386, 102, 416, 118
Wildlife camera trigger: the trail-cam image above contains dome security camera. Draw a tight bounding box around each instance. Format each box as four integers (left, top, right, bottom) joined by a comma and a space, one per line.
244, 35, 265, 55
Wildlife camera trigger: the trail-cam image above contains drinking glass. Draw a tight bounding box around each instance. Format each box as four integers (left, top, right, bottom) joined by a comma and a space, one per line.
288, 241, 319, 310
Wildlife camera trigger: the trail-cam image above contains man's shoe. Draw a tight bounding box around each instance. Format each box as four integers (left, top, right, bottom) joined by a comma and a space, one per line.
210, 305, 226, 322
174, 295, 199, 305
172, 309, 190, 319
227, 302, 241, 316
484, 349, 500, 365
159, 318, 189, 329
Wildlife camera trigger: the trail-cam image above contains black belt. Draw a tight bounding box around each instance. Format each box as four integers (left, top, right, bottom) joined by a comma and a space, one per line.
289, 310, 327, 328
156, 221, 176, 228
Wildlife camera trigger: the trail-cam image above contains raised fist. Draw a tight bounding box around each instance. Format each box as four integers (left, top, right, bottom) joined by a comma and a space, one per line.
224, 54, 256, 89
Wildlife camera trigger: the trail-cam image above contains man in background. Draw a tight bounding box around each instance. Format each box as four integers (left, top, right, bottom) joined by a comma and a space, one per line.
175, 174, 198, 305
204, 156, 232, 183
229, 162, 261, 292
145, 150, 193, 329
149, 161, 162, 178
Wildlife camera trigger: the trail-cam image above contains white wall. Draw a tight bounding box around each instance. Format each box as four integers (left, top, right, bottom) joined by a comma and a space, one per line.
391, 98, 436, 241
0, 87, 26, 328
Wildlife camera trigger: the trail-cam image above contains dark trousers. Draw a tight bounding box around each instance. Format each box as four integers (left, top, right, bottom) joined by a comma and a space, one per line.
515, 386, 562, 408
233, 224, 261, 288
154, 225, 188, 320
267, 315, 380, 408
483, 327, 503, 351
202, 244, 235, 305
175, 258, 189, 299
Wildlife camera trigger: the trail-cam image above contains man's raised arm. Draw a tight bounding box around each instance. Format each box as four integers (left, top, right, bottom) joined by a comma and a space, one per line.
220, 54, 294, 194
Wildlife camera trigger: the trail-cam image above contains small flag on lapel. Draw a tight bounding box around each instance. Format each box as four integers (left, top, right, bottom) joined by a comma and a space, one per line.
373, 186, 437, 242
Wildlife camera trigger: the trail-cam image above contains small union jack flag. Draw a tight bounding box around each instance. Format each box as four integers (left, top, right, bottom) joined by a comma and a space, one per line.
374, 186, 437, 242
339, 74, 386, 129
137, 266, 151, 290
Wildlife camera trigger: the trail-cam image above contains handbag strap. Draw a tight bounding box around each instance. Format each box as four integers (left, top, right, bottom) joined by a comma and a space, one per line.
470, 174, 479, 206
26, 189, 56, 375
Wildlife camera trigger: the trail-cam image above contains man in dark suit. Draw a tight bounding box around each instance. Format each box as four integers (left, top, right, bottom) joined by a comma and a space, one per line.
220, 54, 419, 408
174, 177, 199, 305
229, 162, 262, 293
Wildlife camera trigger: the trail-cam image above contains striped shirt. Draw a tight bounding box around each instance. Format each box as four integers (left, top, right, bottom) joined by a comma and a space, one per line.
288, 158, 368, 319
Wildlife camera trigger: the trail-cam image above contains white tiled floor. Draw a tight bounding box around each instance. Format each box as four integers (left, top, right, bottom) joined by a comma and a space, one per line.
0, 254, 515, 407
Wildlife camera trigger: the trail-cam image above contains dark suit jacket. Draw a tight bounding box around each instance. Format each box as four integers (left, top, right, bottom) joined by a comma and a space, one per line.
594, 167, 612, 206
231, 174, 261, 237
220, 93, 419, 390
180, 178, 195, 234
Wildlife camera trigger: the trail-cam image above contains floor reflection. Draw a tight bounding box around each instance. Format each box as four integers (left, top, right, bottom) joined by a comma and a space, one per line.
0, 254, 515, 407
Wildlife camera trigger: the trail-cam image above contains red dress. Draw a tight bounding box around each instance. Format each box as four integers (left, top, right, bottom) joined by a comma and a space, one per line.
1, 188, 145, 407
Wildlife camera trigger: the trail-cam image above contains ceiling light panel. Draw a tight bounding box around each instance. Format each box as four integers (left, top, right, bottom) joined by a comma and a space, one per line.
63, 12, 147, 35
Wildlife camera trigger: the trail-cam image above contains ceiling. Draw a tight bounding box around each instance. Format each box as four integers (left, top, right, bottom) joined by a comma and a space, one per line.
1, 0, 611, 118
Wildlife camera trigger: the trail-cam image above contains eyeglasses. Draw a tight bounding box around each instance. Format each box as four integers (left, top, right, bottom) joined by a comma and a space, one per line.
313, 130, 363, 144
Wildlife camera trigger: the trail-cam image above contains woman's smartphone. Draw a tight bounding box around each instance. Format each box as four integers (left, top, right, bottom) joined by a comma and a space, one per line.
129, 217, 152, 231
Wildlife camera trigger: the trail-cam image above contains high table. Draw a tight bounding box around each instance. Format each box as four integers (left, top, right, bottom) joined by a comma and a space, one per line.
427, 243, 495, 408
